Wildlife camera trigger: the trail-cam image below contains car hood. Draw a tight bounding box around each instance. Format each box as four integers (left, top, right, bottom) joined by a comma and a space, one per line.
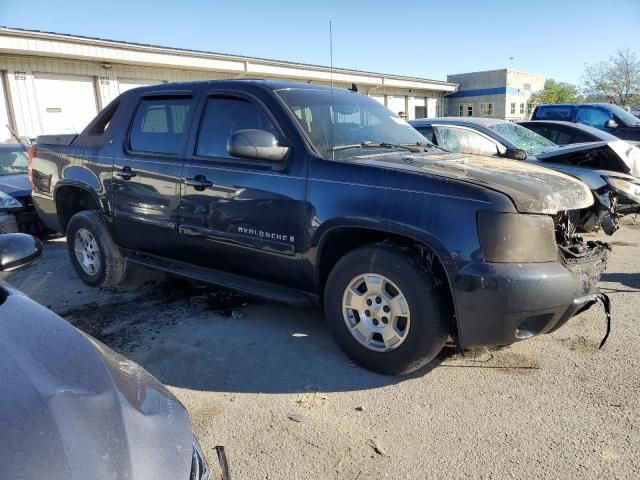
536, 141, 640, 177
0, 285, 193, 480
0, 173, 31, 197
354, 150, 593, 214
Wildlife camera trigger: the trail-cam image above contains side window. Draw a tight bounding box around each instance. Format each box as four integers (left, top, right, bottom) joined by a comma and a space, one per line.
415, 125, 436, 144
436, 127, 498, 156
575, 107, 612, 129
534, 106, 573, 121
554, 129, 574, 145
196, 96, 279, 159
526, 124, 557, 143
129, 98, 191, 154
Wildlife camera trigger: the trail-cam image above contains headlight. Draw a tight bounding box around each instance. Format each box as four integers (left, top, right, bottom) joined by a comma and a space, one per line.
477, 211, 558, 263
0, 191, 23, 211
190, 434, 211, 480
604, 176, 640, 204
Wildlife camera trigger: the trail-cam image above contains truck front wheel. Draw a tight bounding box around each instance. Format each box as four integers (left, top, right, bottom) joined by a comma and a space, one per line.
324, 244, 449, 375
66, 211, 128, 287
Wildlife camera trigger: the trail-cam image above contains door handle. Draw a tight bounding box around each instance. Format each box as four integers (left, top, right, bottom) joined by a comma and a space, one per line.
115, 166, 137, 179
185, 175, 213, 191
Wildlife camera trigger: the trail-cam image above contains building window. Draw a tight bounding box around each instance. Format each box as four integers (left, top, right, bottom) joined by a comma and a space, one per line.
510, 103, 516, 115
479, 103, 493, 116
527, 103, 534, 114
459, 104, 473, 117
520, 103, 525, 114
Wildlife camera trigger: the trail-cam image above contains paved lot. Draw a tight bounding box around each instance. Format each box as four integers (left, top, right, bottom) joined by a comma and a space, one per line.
3, 220, 639, 479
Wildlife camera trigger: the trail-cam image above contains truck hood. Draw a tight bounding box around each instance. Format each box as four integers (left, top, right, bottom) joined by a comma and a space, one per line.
355, 151, 593, 214
0, 173, 31, 197
0, 286, 193, 480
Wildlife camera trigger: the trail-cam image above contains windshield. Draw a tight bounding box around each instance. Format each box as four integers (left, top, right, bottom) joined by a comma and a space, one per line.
0, 147, 28, 175
489, 122, 558, 155
608, 104, 640, 126
276, 88, 431, 159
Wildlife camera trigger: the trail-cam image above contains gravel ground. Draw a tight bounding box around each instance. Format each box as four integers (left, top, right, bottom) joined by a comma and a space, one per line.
3, 219, 639, 479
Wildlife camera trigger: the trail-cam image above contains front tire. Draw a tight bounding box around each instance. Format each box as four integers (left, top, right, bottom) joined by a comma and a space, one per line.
324, 244, 449, 375
66, 210, 128, 287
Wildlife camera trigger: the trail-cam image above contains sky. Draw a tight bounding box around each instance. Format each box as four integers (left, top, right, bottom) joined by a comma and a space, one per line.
1, 0, 638, 85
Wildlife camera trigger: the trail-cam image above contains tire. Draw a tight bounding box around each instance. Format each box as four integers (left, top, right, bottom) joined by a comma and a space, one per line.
324, 244, 449, 375
66, 210, 128, 287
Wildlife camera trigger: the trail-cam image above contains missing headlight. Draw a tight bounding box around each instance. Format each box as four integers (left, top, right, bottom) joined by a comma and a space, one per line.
477, 211, 558, 263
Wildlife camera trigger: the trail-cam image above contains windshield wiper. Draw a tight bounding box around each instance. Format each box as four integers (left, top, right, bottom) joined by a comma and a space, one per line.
332, 141, 424, 153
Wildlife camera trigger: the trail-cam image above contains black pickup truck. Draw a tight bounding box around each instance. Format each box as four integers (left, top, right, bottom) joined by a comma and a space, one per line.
30, 80, 610, 375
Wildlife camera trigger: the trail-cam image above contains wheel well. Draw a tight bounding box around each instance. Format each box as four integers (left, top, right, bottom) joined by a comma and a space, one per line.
317, 227, 458, 342
56, 186, 100, 232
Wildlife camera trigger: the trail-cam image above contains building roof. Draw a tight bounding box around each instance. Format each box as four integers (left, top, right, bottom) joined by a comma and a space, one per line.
0, 26, 457, 92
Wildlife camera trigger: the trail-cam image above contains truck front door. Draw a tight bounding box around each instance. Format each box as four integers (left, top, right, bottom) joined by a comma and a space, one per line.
177, 91, 307, 288
111, 94, 193, 256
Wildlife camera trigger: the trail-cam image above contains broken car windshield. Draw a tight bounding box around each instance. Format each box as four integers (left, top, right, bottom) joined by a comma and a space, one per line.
276, 88, 432, 160
489, 122, 558, 156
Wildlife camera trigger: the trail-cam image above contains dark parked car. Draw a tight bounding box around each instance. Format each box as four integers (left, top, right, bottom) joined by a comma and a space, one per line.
531, 103, 640, 141
410, 117, 640, 235
0, 233, 214, 480
30, 80, 610, 375
518, 120, 640, 171
0, 142, 43, 233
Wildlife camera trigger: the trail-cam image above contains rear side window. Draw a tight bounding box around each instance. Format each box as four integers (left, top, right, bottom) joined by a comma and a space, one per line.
196, 96, 278, 159
129, 98, 191, 154
533, 106, 573, 121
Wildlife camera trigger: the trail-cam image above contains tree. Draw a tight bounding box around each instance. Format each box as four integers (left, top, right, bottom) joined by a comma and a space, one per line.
583, 49, 640, 107
529, 79, 582, 106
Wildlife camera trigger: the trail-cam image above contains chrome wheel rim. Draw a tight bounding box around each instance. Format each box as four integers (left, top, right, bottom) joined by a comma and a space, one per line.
342, 273, 411, 352
74, 228, 101, 276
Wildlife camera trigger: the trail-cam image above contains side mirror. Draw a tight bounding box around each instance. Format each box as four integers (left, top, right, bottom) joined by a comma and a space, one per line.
0, 233, 43, 272
504, 148, 528, 161
605, 119, 619, 129
227, 129, 289, 162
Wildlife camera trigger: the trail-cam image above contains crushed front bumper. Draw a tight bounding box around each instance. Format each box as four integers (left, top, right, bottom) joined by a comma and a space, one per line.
453, 249, 610, 348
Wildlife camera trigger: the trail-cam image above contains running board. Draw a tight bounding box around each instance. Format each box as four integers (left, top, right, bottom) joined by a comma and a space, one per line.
126, 252, 315, 306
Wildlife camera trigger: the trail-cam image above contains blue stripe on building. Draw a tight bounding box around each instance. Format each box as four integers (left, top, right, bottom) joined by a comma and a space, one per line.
446, 87, 526, 98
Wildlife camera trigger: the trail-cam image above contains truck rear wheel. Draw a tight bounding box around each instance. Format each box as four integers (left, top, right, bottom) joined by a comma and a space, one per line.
324, 244, 449, 375
66, 210, 128, 287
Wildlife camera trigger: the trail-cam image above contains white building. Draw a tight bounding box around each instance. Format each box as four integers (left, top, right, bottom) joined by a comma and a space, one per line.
0, 27, 457, 141
446, 68, 545, 121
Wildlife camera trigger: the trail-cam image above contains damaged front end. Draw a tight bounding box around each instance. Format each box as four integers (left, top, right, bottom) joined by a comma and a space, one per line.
554, 211, 612, 346
556, 210, 611, 286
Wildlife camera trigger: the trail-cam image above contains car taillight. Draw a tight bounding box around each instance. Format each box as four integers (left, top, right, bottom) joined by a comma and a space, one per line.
27, 145, 35, 188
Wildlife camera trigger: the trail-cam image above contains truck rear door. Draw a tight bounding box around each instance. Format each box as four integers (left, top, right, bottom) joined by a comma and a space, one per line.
111, 92, 194, 255
177, 90, 307, 288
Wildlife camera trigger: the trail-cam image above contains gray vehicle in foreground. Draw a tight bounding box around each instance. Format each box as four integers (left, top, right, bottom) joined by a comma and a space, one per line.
0, 234, 215, 480
410, 117, 640, 235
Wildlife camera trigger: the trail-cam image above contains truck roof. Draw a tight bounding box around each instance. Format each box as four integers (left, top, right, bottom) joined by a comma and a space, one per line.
127, 78, 337, 94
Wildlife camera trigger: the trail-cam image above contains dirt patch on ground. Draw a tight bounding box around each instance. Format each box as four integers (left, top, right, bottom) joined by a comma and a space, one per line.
60, 277, 259, 352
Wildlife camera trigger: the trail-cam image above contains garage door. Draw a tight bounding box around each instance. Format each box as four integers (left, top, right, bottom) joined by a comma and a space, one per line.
387, 96, 406, 116
118, 78, 161, 94
34, 73, 98, 135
